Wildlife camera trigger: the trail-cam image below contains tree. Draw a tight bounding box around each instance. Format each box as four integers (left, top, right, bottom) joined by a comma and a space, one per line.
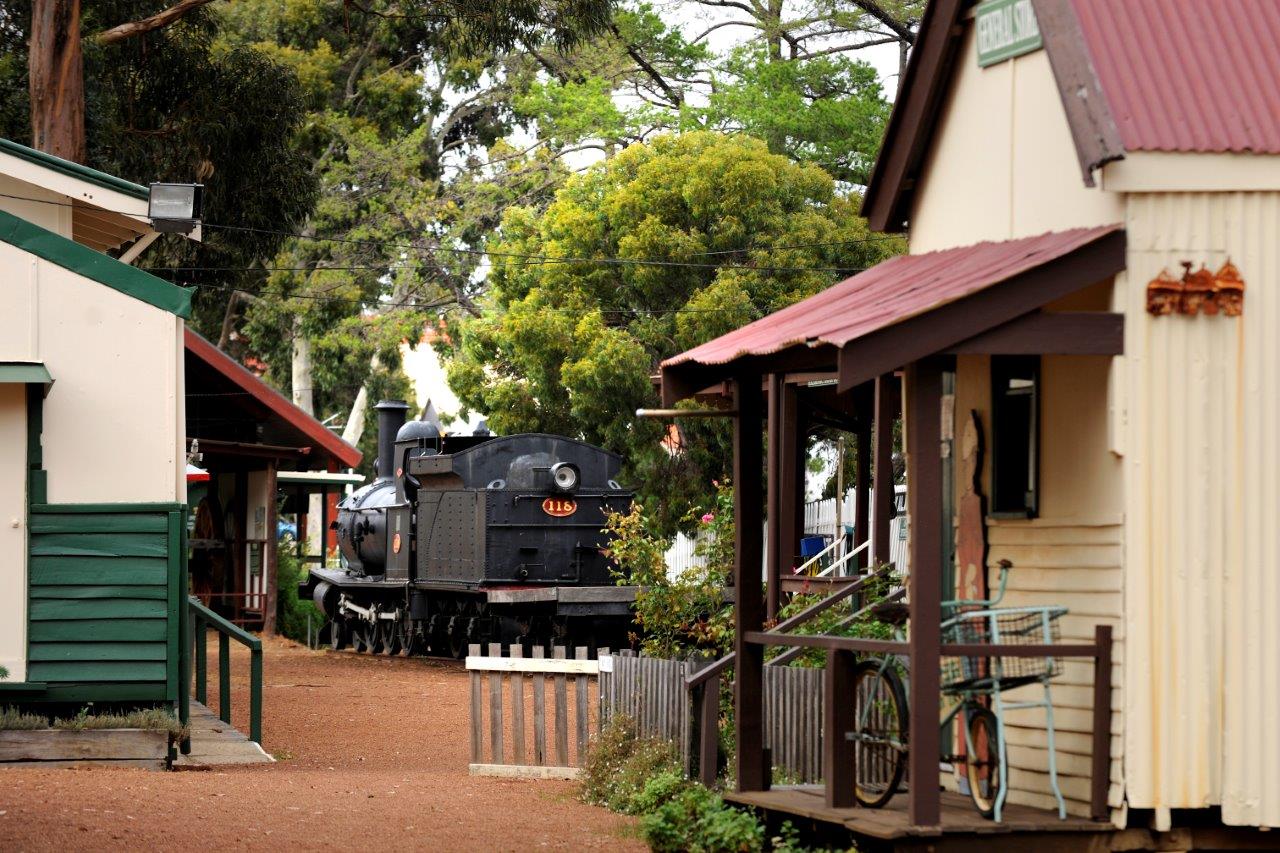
445, 131, 903, 531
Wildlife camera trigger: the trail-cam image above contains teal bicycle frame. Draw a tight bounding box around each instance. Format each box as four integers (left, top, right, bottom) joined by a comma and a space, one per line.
856, 564, 1068, 822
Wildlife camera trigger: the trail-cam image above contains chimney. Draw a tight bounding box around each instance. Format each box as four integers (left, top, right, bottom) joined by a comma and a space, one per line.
374, 400, 409, 480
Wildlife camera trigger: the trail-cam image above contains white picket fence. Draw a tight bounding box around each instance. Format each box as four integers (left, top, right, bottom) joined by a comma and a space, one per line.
664, 488, 908, 577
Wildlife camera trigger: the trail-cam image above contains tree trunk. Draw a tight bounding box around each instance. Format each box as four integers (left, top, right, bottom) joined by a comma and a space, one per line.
291, 316, 315, 414
341, 352, 381, 448
29, 0, 86, 162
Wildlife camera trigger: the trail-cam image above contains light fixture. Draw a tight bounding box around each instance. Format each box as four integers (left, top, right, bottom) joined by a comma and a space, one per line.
550, 462, 580, 493
148, 183, 203, 234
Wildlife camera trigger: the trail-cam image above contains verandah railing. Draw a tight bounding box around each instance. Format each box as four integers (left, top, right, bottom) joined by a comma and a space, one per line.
181, 596, 263, 749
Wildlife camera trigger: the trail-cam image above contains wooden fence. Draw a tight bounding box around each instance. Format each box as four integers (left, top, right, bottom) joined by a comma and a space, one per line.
466, 644, 829, 785
466, 643, 600, 779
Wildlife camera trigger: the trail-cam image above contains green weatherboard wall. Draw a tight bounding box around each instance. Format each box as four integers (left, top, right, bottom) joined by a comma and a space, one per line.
26, 504, 186, 703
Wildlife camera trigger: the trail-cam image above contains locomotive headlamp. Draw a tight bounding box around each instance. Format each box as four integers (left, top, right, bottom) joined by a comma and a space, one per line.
148, 183, 203, 234
550, 462, 580, 493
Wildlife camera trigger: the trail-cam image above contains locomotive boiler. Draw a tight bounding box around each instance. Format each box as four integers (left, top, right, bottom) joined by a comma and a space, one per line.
305, 401, 637, 657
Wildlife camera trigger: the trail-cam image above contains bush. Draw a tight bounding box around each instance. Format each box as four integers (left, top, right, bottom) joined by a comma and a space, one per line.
276, 538, 324, 642
581, 716, 683, 814
604, 482, 736, 658
642, 785, 764, 853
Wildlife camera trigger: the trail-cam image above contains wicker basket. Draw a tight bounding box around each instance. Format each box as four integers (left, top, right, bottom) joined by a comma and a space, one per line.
940, 606, 1066, 694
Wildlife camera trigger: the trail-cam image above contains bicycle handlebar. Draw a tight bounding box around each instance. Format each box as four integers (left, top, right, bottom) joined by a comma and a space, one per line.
942, 559, 1013, 610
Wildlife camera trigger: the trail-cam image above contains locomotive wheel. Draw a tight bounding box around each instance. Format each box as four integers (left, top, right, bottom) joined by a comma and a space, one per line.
350, 624, 367, 653
329, 619, 348, 651
448, 627, 467, 660
382, 620, 403, 656
366, 620, 385, 654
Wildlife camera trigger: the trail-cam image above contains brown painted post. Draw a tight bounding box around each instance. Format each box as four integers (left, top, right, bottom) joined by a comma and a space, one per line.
263, 460, 279, 634
1091, 624, 1113, 820
872, 373, 899, 566
824, 648, 857, 808
697, 673, 720, 787
779, 380, 802, 585
733, 373, 769, 792
766, 373, 784, 621
854, 418, 871, 572
906, 359, 943, 829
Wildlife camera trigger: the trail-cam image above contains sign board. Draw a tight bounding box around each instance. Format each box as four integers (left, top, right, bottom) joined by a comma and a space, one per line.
976, 0, 1043, 67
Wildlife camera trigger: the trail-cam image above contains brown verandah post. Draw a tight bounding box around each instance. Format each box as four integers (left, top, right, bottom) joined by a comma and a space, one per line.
905, 357, 945, 829
872, 373, 899, 567
734, 373, 769, 792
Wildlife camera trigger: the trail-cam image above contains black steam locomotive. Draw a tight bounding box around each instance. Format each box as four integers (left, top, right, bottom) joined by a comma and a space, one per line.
305, 401, 637, 657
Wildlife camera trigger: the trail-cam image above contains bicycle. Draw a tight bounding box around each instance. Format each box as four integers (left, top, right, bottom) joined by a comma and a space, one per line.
848, 562, 1068, 821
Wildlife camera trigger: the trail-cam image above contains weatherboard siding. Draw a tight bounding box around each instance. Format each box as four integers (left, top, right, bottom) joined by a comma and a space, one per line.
26, 505, 183, 703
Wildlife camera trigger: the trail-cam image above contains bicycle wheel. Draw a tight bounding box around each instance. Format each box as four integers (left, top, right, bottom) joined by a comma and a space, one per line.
965, 707, 1002, 819
852, 660, 908, 808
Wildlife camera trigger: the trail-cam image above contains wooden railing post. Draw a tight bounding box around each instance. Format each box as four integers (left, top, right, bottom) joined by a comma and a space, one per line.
469, 643, 483, 764
733, 373, 769, 792
249, 645, 263, 745
489, 642, 504, 764
218, 632, 231, 725
824, 648, 857, 808
195, 616, 207, 705
1091, 624, 1113, 821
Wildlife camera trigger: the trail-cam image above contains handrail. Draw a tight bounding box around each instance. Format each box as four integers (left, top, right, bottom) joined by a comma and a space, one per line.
188, 596, 263, 746
816, 538, 870, 577
685, 566, 892, 688
794, 535, 844, 575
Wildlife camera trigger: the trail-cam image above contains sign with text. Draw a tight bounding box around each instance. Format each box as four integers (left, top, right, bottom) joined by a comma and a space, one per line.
976, 0, 1043, 67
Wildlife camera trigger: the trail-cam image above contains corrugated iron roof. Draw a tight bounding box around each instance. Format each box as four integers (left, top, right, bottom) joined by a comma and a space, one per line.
663, 225, 1121, 370
1072, 0, 1280, 154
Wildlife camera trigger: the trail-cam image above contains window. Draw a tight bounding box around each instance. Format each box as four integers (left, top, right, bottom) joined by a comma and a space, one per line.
991, 356, 1039, 517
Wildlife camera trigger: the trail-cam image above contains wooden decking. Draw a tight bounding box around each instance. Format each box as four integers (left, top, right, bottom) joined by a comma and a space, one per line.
173, 701, 274, 768
726, 786, 1109, 849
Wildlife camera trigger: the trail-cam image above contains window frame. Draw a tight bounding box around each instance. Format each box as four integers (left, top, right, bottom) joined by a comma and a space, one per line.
989, 355, 1040, 519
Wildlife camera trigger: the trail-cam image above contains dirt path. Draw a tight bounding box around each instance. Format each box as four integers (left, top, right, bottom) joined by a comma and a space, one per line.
0, 638, 642, 852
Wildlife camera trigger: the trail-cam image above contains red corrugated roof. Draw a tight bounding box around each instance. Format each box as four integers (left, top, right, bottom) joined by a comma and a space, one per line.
663, 225, 1121, 369
1074, 0, 1280, 154
185, 329, 363, 469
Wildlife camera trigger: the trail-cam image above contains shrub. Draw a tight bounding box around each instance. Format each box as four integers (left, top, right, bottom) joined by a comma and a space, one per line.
604, 482, 735, 658
580, 716, 682, 814
0, 706, 48, 730
276, 538, 324, 642
642, 785, 764, 853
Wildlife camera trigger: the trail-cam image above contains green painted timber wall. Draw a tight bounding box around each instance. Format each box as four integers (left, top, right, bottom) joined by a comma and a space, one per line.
26, 503, 187, 703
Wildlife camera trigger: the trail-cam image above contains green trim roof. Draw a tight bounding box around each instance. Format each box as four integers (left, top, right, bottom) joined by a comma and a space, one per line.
0, 363, 52, 385
0, 208, 191, 318
0, 138, 148, 201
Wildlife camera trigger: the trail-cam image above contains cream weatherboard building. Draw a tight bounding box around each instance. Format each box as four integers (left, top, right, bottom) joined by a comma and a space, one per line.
660, 0, 1280, 841
0, 138, 191, 706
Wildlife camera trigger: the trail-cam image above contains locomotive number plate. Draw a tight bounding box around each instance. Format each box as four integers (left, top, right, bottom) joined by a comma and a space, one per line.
542, 497, 577, 517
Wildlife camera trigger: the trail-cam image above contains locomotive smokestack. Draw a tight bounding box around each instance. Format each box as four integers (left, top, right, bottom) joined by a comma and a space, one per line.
374, 400, 410, 481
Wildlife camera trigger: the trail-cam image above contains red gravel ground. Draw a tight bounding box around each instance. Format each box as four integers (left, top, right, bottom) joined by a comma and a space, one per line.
0, 637, 643, 852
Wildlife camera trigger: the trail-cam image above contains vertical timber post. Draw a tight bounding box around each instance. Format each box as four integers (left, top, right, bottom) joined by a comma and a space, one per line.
906, 358, 943, 830
872, 374, 899, 566
263, 460, 279, 635
824, 648, 857, 807
1091, 624, 1113, 820
734, 373, 768, 792
854, 412, 871, 572
766, 373, 784, 622
779, 380, 802, 586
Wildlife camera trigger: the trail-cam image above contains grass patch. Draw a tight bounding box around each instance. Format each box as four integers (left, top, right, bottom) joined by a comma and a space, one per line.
0, 706, 187, 740
0, 706, 49, 730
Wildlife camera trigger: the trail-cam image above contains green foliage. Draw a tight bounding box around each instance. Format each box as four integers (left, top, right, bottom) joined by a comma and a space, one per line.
642, 784, 764, 853
774, 567, 900, 667
0, 664, 7, 680
692, 44, 891, 185
448, 132, 903, 531
580, 716, 682, 814
276, 538, 324, 642
603, 482, 735, 657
